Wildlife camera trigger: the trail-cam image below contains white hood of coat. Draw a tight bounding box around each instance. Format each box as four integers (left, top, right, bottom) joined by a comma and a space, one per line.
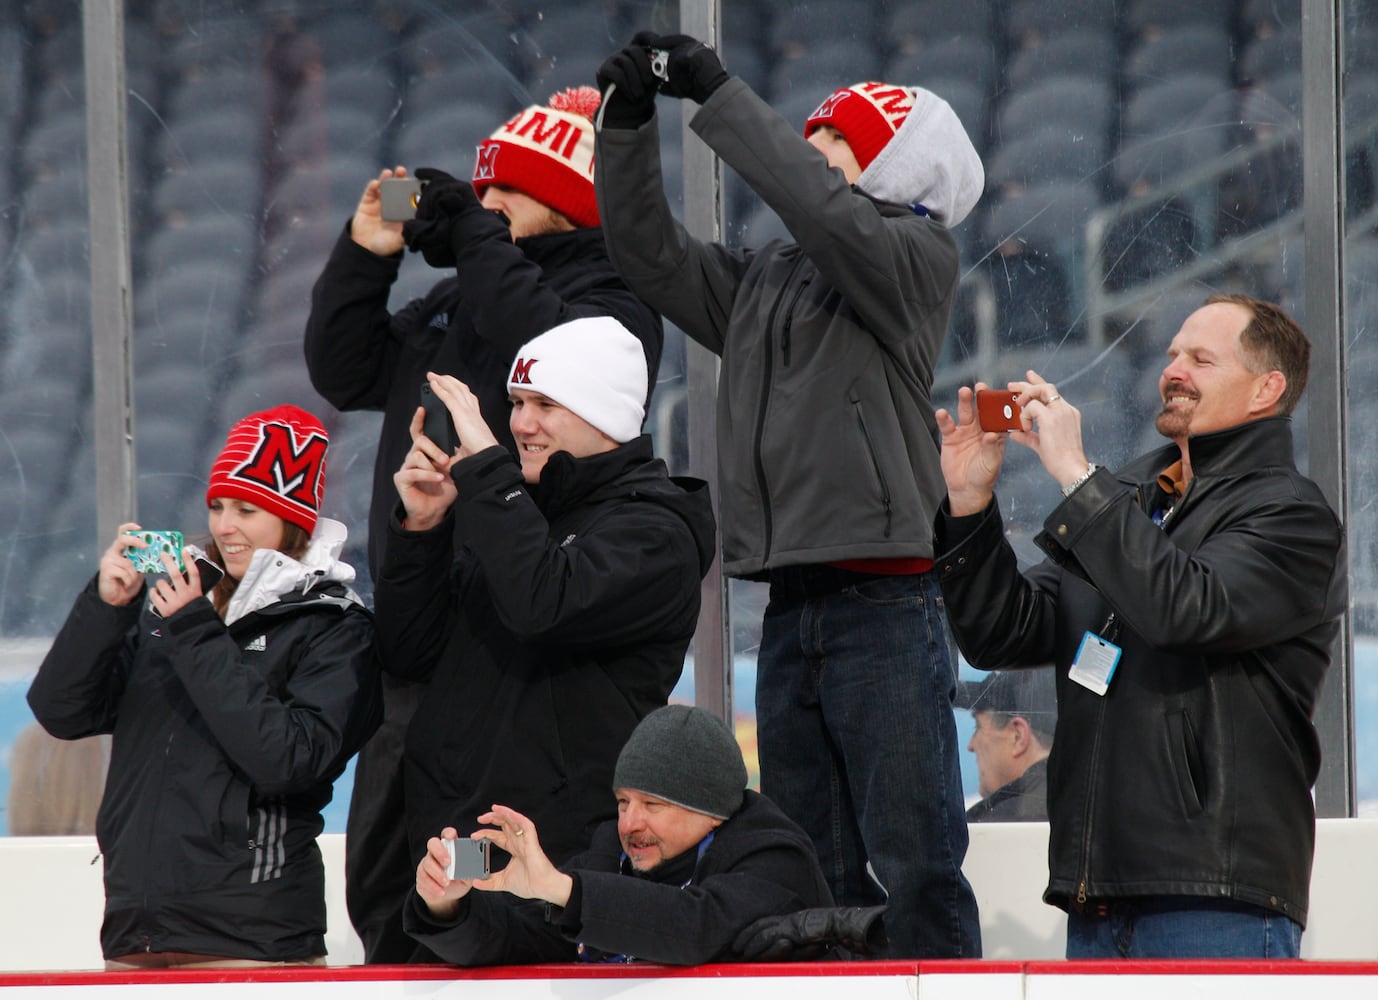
856, 86, 984, 227
220, 517, 360, 625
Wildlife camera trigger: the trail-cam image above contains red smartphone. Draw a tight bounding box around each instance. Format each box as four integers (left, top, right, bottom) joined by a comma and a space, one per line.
975, 389, 1024, 432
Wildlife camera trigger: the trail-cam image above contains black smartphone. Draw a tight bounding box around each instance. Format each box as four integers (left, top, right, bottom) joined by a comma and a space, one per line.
420, 382, 459, 454
190, 555, 225, 595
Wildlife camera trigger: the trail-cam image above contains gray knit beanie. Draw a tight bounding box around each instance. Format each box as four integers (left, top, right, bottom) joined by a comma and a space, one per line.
612, 705, 747, 819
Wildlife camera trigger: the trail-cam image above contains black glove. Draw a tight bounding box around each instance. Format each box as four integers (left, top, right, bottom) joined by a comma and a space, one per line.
595, 44, 659, 129
402, 166, 482, 269
633, 31, 729, 105
732, 905, 888, 962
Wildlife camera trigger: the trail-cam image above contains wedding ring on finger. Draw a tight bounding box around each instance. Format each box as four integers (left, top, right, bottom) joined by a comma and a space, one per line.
1046, 393, 1062, 404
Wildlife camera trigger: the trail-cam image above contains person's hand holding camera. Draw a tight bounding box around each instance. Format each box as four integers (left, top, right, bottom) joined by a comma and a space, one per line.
424, 372, 500, 461
935, 383, 1010, 518
97, 523, 149, 607
633, 31, 729, 105
146, 550, 206, 619
595, 42, 659, 128
470, 804, 573, 907
416, 826, 475, 920
351, 166, 410, 257
395, 408, 459, 533
402, 167, 483, 269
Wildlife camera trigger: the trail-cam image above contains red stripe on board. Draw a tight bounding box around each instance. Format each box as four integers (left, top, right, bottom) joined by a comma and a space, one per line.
1028, 959, 1378, 976
3, 959, 1376, 988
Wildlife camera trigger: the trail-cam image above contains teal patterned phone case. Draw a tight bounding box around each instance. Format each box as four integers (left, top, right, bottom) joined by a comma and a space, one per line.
124, 530, 185, 574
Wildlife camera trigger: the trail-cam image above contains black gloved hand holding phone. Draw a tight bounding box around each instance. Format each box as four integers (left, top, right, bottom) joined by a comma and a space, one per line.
402, 166, 483, 268
631, 31, 729, 105
596, 43, 660, 128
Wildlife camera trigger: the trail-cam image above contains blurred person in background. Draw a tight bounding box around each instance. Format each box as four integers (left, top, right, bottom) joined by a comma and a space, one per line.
958, 669, 1055, 822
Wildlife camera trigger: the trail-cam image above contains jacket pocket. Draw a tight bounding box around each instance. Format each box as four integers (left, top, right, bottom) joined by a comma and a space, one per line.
849, 393, 894, 538
1166, 709, 1206, 816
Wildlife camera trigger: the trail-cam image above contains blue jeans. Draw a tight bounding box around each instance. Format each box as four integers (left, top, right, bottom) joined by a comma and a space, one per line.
756, 567, 982, 958
1066, 897, 1303, 959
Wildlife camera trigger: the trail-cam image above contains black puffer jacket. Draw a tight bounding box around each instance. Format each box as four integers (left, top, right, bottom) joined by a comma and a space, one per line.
403, 790, 832, 966
374, 438, 716, 869
304, 212, 662, 579
28, 528, 380, 960
936, 418, 1345, 925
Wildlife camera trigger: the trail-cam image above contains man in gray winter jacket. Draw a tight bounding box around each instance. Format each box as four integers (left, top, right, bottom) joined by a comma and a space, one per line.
593, 33, 986, 957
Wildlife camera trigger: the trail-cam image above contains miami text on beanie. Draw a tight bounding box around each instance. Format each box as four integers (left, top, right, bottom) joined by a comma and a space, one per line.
206, 405, 329, 535
805, 81, 915, 172
612, 704, 748, 820
508, 316, 647, 443
856, 84, 984, 227
472, 86, 602, 228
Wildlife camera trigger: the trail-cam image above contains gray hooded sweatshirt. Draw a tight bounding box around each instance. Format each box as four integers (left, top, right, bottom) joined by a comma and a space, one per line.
595, 76, 984, 575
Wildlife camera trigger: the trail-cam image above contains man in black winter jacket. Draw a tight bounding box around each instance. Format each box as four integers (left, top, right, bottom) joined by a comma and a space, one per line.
405, 704, 833, 966
302, 87, 661, 962
935, 294, 1346, 958
376, 318, 716, 959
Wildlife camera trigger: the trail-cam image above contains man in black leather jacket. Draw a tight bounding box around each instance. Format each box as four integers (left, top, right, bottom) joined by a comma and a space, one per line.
934, 294, 1346, 958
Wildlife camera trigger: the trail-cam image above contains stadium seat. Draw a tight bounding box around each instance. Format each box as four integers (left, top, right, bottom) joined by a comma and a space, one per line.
1006, 30, 1118, 90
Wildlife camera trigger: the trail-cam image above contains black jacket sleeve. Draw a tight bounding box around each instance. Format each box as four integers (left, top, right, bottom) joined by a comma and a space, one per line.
567, 846, 824, 965
448, 207, 663, 391
1034, 467, 1345, 655
27, 579, 141, 739
375, 446, 703, 681
372, 501, 462, 683
403, 888, 575, 966
161, 598, 381, 796
303, 223, 413, 411
935, 497, 1062, 669
455, 448, 703, 647
446, 199, 579, 355
400, 831, 623, 965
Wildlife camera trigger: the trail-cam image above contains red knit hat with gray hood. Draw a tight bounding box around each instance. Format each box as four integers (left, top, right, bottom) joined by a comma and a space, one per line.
805, 82, 983, 226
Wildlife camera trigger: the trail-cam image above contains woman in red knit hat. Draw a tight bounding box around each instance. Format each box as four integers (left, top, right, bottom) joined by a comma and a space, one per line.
28, 405, 380, 968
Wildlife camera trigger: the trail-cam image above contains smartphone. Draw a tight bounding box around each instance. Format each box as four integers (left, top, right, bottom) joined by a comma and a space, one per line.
444, 837, 491, 881
190, 555, 225, 595
379, 176, 426, 221
420, 382, 459, 454
975, 389, 1024, 432
124, 530, 185, 574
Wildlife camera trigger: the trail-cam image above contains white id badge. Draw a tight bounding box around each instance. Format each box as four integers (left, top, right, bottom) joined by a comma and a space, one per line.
1069, 631, 1122, 696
